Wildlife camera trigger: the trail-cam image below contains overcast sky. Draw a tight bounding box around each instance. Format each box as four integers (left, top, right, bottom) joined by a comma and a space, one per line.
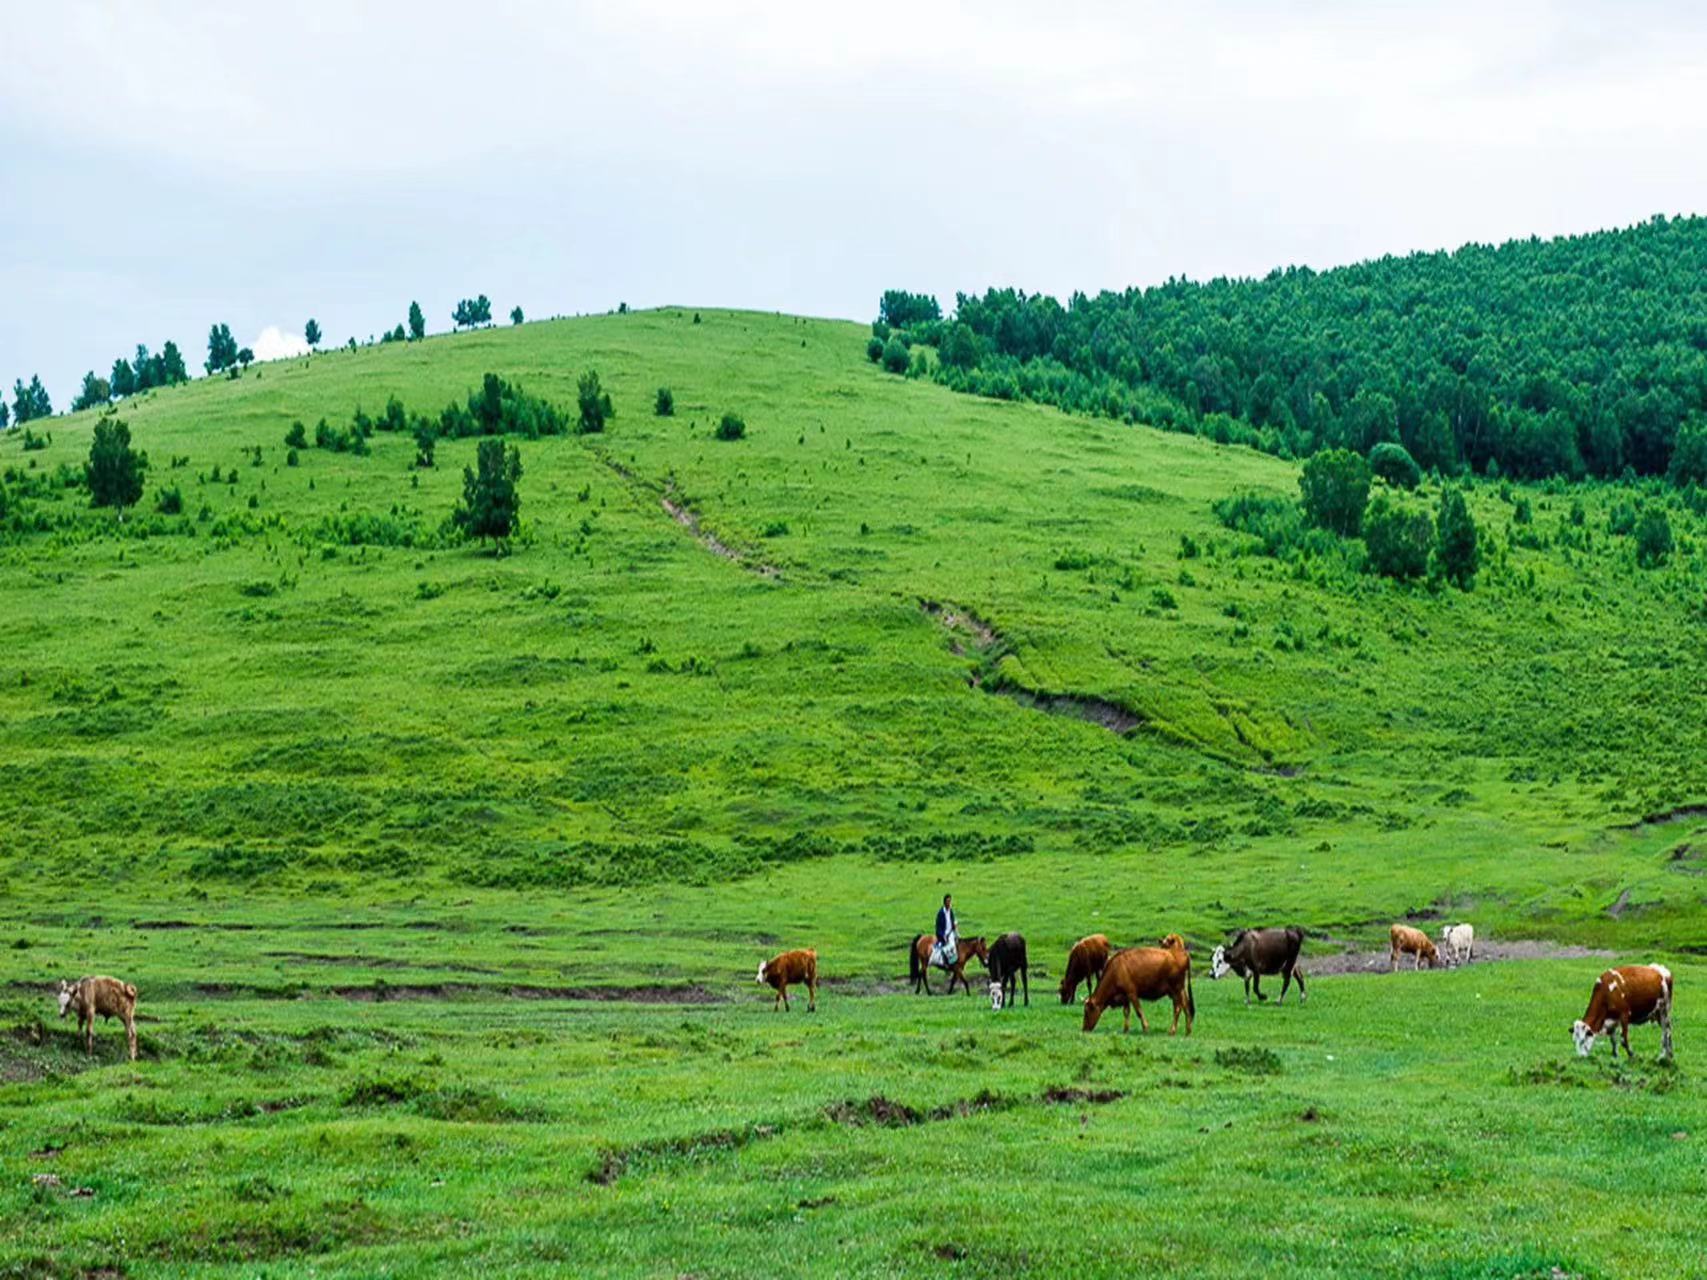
5, 1, 1706, 406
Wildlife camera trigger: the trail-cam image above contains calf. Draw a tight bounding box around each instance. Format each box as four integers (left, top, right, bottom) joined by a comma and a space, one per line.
1573, 964, 1673, 1060
989, 980, 1004, 1011
1440, 923, 1474, 966
1083, 934, 1194, 1036
1210, 926, 1306, 1005
58, 976, 138, 1061
756, 949, 818, 1013
1389, 924, 1439, 971
1058, 934, 1111, 1005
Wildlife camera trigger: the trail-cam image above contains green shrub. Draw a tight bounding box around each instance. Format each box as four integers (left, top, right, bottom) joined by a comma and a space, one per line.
881, 337, 909, 375
284, 420, 308, 449
155, 485, 184, 515
1434, 487, 1480, 588
1635, 507, 1673, 568
1369, 442, 1422, 489
865, 336, 885, 363
654, 387, 674, 417
577, 371, 613, 435
1363, 495, 1432, 580
715, 413, 747, 441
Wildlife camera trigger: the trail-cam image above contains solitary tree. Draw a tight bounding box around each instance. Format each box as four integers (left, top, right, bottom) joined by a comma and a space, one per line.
1299, 448, 1372, 536
453, 438, 522, 548
408, 300, 426, 341
205, 323, 239, 374
72, 371, 111, 412
305, 318, 322, 349
237, 347, 255, 370
510, 305, 524, 325
577, 371, 613, 434
1434, 486, 1480, 588
85, 417, 147, 513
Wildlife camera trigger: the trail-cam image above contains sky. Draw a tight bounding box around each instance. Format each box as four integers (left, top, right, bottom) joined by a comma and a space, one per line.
5, 0, 1707, 407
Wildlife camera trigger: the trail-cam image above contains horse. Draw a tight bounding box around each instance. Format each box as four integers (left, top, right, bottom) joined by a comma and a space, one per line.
987, 932, 1029, 1008
909, 934, 989, 995
1058, 934, 1111, 1004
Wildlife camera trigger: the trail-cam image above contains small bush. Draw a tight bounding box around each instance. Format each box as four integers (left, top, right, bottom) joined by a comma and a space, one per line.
1363, 494, 1432, 580
866, 336, 885, 363
715, 412, 747, 441
1369, 442, 1422, 490
155, 485, 184, 515
881, 337, 909, 374
284, 421, 308, 449
1635, 507, 1673, 568
654, 387, 674, 417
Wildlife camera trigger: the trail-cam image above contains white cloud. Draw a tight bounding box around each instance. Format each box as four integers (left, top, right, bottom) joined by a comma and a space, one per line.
250, 326, 310, 363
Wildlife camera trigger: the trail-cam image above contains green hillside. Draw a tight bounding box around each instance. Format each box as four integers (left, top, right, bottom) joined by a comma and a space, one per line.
2, 309, 1704, 1277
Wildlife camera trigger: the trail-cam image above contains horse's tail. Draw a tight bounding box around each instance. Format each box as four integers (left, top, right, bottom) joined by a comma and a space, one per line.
908, 936, 922, 984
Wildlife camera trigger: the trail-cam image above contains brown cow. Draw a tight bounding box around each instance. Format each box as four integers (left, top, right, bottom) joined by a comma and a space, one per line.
58, 976, 138, 1061
756, 949, 818, 1013
1058, 934, 1111, 1005
1573, 964, 1673, 1060
1389, 924, 1439, 971
1082, 934, 1194, 1035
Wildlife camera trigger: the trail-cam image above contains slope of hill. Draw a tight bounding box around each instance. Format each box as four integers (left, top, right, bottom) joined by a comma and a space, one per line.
1, 310, 1704, 1277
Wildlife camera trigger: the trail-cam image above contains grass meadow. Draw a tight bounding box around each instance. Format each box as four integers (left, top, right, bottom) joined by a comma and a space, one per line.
2, 310, 1704, 1276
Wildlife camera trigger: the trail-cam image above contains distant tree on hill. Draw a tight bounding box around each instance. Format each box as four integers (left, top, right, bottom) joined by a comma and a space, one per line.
1635, 507, 1674, 568
1299, 449, 1371, 536
391, 323, 406, 343
408, 300, 426, 341
205, 323, 238, 374
1369, 442, 1422, 490
305, 318, 322, 349
413, 419, 437, 468
237, 347, 255, 370
0, 400, 9, 430
72, 372, 111, 412
577, 371, 613, 434
1363, 495, 1432, 579
110, 358, 136, 399
940, 322, 980, 371
1434, 487, 1480, 588
160, 341, 187, 385
510, 306, 524, 325
85, 416, 146, 513
879, 290, 941, 329
453, 438, 522, 548
11, 376, 51, 424
654, 387, 674, 417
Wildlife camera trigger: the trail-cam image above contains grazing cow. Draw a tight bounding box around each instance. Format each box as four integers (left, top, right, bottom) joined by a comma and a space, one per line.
1210, 926, 1307, 1005
57, 976, 138, 1061
1389, 924, 1439, 971
1573, 964, 1674, 1060
1058, 934, 1111, 1005
1083, 934, 1194, 1036
756, 949, 818, 1013
1440, 923, 1475, 966
987, 932, 1029, 1009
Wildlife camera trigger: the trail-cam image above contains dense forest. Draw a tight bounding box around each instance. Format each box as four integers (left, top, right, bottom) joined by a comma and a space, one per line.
883, 215, 1707, 485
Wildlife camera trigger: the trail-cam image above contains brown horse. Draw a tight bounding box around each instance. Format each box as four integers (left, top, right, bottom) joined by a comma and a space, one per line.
909, 934, 989, 995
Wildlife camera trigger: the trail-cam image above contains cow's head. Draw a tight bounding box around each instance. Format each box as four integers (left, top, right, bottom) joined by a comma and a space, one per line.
1159, 933, 1187, 954
57, 981, 74, 1018
1210, 945, 1231, 980
755, 962, 768, 985
1421, 941, 1440, 969
1082, 997, 1104, 1033
989, 981, 1004, 1011
1571, 1019, 1595, 1057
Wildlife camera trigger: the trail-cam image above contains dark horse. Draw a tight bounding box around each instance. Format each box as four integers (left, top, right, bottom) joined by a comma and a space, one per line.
909, 934, 989, 995
988, 932, 1029, 1008
1210, 926, 1307, 1005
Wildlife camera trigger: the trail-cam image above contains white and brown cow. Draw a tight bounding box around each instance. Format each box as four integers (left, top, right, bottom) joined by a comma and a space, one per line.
1572, 964, 1673, 1060
756, 949, 818, 1013
58, 976, 139, 1061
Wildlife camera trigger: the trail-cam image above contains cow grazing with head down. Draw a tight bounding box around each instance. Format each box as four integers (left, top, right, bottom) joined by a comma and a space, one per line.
58, 976, 138, 1061
1440, 923, 1474, 966
1058, 934, 1111, 1005
756, 949, 817, 1013
1389, 924, 1439, 971
1573, 964, 1673, 1060
1083, 935, 1194, 1035
1210, 926, 1306, 1005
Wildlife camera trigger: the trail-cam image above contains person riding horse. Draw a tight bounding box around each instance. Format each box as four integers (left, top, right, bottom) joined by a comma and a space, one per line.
932, 893, 958, 967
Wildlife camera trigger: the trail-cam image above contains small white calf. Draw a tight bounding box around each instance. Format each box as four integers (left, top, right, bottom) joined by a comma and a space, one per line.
988, 981, 1004, 1011
1440, 923, 1474, 966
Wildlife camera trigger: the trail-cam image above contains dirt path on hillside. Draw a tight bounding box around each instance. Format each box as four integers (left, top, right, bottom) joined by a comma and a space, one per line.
1302, 938, 1614, 977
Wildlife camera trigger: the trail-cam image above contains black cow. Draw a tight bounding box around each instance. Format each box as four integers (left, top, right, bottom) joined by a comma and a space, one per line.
1209, 926, 1306, 1005
988, 932, 1029, 1009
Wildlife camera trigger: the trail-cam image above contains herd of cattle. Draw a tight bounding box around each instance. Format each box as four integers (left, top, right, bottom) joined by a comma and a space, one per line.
756, 920, 1677, 1060
53, 921, 1674, 1063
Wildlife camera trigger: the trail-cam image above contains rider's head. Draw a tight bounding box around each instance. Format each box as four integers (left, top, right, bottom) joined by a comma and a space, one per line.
943, 893, 952, 907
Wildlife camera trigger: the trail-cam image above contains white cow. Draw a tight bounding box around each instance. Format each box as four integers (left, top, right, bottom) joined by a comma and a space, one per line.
988, 981, 1004, 1011
1440, 923, 1474, 966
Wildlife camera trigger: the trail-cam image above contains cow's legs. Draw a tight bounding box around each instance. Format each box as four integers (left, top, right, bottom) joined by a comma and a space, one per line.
1243, 975, 1252, 1006
1390, 948, 1399, 973
807, 976, 817, 1014
1293, 966, 1307, 1004
125, 1010, 138, 1061
1279, 967, 1292, 1004
1121, 1004, 1131, 1034
1022, 967, 1029, 1007
1661, 1008, 1673, 1059
1252, 974, 1267, 1003
1621, 1018, 1633, 1059
1168, 998, 1181, 1035
1135, 1002, 1150, 1033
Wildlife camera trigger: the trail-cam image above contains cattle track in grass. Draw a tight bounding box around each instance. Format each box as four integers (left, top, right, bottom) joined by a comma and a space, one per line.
594, 451, 781, 579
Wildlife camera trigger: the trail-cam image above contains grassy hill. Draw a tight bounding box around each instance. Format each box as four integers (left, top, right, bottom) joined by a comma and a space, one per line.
1, 310, 1704, 1276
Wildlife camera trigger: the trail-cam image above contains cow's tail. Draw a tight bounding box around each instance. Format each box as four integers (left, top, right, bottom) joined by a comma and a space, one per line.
1186, 966, 1195, 1019
908, 937, 921, 985
124, 983, 138, 1000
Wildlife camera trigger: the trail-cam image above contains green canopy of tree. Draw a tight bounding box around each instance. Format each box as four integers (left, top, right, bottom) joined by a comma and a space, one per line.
510, 306, 524, 325
72, 372, 111, 412
1299, 449, 1371, 536
453, 438, 522, 547
305, 318, 322, 348
85, 416, 147, 511
11, 376, 52, 424
577, 371, 613, 434
1434, 487, 1480, 588
205, 323, 239, 374
408, 301, 426, 341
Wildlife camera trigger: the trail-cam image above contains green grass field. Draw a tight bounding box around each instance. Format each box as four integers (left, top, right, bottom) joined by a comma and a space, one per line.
2, 311, 1704, 1277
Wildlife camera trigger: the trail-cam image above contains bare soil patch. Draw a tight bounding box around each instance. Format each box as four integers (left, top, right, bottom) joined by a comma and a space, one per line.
1303, 938, 1613, 976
